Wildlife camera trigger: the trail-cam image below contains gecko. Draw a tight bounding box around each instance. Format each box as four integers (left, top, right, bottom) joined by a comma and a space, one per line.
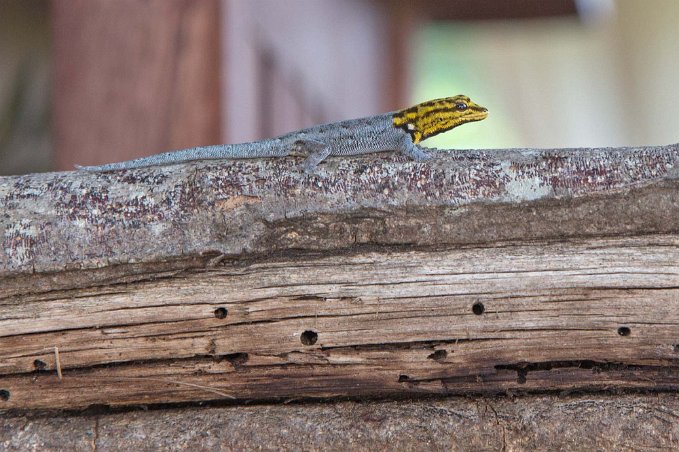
76, 95, 488, 173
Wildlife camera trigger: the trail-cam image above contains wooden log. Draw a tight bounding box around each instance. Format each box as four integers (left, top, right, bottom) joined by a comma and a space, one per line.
0, 145, 677, 410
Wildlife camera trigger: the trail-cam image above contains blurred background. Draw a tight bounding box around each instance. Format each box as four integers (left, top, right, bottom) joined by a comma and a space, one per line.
1, 0, 678, 175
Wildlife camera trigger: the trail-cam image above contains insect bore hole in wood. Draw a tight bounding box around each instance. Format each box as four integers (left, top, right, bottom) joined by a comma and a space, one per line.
472, 302, 485, 315
33, 359, 47, 370
224, 352, 249, 367
300, 330, 318, 345
214, 307, 228, 319
427, 350, 448, 361
617, 326, 631, 336
398, 374, 410, 382
0, 390, 9, 401
517, 369, 527, 384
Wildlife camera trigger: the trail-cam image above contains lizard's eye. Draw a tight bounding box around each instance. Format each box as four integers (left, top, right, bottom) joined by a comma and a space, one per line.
455, 102, 468, 111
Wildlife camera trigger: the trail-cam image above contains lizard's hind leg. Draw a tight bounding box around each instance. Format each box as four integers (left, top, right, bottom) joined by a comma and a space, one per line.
293, 139, 332, 173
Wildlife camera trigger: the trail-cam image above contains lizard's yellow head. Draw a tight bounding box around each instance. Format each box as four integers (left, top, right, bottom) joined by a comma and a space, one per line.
392, 95, 488, 144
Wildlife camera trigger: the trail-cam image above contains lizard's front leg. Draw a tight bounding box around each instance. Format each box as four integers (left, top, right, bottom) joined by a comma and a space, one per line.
399, 141, 432, 161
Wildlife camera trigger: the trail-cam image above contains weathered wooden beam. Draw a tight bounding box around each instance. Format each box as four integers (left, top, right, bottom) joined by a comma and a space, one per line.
0, 145, 677, 410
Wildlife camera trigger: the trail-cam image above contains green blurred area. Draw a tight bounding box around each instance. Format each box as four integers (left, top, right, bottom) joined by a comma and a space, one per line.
0, 0, 51, 175
412, 23, 521, 150
413, 1, 679, 150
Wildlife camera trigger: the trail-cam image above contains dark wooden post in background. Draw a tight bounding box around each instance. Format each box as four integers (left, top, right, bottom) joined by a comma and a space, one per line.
52, 0, 221, 170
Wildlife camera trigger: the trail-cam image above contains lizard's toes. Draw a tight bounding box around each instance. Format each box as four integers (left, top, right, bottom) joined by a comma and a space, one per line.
412, 151, 433, 161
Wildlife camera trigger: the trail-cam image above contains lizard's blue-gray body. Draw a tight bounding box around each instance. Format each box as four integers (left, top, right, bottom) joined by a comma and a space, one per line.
76, 113, 427, 173
76, 96, 489, 173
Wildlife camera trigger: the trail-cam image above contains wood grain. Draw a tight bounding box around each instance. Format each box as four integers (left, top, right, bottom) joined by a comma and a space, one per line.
0, 235, 676, 409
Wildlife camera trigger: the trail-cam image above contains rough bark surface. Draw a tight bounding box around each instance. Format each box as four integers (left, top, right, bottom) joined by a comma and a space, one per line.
0, 145, 678, 446
2, 145, 677, 277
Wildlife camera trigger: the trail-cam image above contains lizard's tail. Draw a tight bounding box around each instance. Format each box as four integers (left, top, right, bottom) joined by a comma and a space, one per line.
75, 141, 288, 172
